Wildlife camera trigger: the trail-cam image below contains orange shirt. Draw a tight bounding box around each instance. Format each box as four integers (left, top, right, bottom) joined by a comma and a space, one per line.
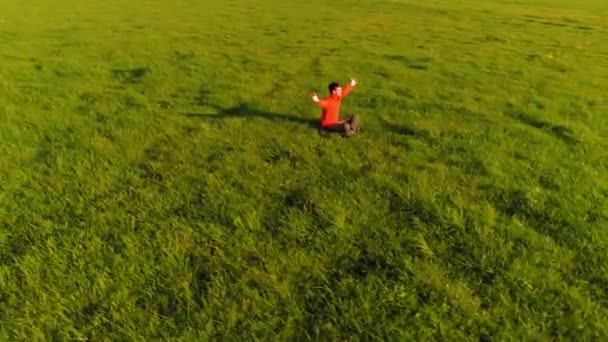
317, 84, 353, 127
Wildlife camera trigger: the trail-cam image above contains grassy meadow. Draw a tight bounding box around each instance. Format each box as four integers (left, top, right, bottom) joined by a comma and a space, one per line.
1, 0, 608, 339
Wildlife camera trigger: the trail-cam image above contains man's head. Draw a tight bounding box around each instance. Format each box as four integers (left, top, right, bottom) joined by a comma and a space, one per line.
328, 82, 342, 97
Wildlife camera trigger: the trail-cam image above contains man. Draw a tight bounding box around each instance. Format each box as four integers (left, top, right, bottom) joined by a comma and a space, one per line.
312, 79, 360, 135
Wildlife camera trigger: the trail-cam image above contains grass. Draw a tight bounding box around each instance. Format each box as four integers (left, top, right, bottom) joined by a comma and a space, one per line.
1, 0, 607, 339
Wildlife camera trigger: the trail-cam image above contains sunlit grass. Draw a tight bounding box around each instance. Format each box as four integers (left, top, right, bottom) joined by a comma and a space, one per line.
1, 0, 607, 339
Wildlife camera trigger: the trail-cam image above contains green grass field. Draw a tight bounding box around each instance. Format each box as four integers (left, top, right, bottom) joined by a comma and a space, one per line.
1, 0, 608, 339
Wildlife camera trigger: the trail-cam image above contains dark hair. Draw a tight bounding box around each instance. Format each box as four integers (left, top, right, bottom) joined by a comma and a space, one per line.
328, 82, 340, 93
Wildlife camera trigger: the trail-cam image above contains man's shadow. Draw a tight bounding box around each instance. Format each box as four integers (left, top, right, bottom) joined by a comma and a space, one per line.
182, 103, 319, 129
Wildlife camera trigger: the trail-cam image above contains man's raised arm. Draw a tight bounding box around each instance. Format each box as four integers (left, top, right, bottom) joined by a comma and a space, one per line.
342, 79, 357, 97
312, 93, 328, 107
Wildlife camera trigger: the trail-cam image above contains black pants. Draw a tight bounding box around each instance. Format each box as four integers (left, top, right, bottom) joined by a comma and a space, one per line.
322, 115, 360, 134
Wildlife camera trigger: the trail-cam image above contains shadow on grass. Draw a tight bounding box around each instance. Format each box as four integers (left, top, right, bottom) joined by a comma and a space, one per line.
112, 67, 149, 83
379, 117, 435, 144
505, 109, 577, 145
182, 103, 319, 128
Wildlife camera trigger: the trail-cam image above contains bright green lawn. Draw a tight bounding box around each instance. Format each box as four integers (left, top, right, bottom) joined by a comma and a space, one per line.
1, 0, 608, 340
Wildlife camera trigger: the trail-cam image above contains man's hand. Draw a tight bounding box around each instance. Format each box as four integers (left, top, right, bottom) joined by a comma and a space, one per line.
311, 93, 320, 102
350, 79, 357, 86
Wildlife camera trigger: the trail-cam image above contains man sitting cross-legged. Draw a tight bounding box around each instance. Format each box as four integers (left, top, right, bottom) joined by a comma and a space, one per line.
311, 79, 360, 135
